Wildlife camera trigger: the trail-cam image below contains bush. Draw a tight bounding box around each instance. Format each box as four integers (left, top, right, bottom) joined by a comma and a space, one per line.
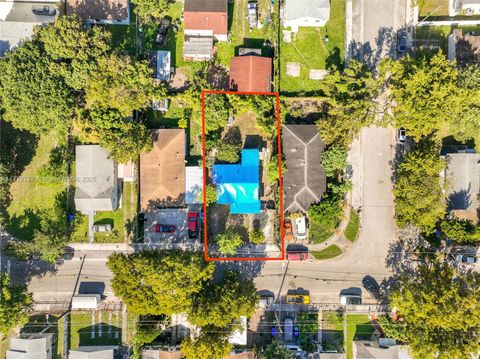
321, 145, 348, 177
197, 184, 217, 207
216, 143, 240, 163
216, 228, 243, 256
307, 195, 342, 243
249, 228, 265, 244
441, 218, 480, 244
267, 155, 286, 184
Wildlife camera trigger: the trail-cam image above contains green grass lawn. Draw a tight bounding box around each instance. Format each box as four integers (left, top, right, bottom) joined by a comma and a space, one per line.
418, 0, 449, 17
344, 209, 360, 242
70, 182, 135, 243
311, 244, 342, 260
415, 25, 480, 52
280, 0, 345, 95
69, 312, 122, 350
345, 315, 375, 359
5, 135, 66, 240
322, 310, 344, 348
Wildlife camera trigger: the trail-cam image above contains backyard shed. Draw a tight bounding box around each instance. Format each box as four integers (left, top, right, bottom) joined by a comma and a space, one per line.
212, 149, 261, 214
229, 55, 272, 92
74, 145, 118, 215
282, 125, 326, 213
283, 0, 330, 32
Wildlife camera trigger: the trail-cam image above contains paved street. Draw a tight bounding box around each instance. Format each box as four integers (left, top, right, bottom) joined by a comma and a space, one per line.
350, 0, 407, 65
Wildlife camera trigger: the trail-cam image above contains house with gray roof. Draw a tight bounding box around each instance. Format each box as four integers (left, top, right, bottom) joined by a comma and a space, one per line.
283, 0, 330, 32
282, 125, 326, 213
74, 145, 119, 215
6, 333, 53, 359
445, 152, 480, 222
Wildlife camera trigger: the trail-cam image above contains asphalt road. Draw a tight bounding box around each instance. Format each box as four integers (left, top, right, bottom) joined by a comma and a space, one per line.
351, 0, 407, 65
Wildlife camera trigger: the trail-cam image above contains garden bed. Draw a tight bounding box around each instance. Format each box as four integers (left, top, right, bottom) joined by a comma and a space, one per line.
344, 208, 360, 242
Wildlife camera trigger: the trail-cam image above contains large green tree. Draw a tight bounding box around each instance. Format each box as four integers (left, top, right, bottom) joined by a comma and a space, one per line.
258, 341, 294, 359
216, 229, 243, 256
0, 40, 74, 134
0, 274, 32, 335
107, 251, 214, 315
317, 60, 379, 145
385, 261, 480, 359
393, 140, 446, 233
189, 271, 257, 329
85, 54, 163, 116
180, 329, 233, 359
382, 51, 480, 142
131, 0, 170, 21
320, 144, 348, 177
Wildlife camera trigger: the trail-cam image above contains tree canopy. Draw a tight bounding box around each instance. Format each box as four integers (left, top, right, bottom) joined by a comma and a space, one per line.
440, 218, 480, 244
393, 140, 446, 233
385, 260, 480, 359
188, 271, 257, 329
131, 0, 170, 22
317, 60, 379, 145
180, 329, 233, 359
258, 341, 294, 359
381, 51, 480, 142
107, 251, 215, 315
0, 274, 32, 335
216, 229, 243, 256
320, 144, 348, 177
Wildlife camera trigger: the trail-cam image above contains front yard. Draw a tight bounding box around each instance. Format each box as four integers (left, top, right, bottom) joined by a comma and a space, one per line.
69, 312, 122, 350
345, 315, 375, 359
70, 181, 136, 243
279, 0, 346, 95
311, 245, 342, 260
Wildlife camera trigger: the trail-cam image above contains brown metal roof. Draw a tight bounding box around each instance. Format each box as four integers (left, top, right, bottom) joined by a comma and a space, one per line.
184, 10, 227, 35
139, 129, 185, 211
184, 0, 227, 12
66, 0, 128, 21
229, 56, 272, 92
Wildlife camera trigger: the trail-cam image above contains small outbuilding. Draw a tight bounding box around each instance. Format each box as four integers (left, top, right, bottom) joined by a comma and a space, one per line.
71, 294, 102, 310
185, 166, 204, 204
229, 55, 272, 92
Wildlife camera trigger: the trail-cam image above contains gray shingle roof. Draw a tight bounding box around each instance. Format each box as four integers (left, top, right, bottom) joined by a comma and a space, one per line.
282, 125, 326, 213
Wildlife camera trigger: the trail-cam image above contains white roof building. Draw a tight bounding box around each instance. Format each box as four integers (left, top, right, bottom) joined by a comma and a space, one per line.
74, 145, 119, 215
185, 166, 203, 204
7, 333, 53, 359
283, 0, 330, 32
69, 346, 117, 359
71, 294, 101, 310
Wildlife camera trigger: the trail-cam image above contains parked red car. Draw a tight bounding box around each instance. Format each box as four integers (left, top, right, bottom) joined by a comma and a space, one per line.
153, 223, 176, 233
188, 212, 198, 238
286, 250, 308, 261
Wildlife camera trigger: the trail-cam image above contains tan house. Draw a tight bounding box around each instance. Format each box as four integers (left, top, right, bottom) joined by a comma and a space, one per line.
139, 129, 185, 211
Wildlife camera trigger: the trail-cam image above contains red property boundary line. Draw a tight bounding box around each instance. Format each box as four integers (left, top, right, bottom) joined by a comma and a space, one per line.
201, 90, 285, 262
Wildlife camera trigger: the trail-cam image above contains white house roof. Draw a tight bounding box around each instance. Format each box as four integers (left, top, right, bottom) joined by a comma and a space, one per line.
74, 145, 117, 214
284, 0, 330, 21
445, 152, 480, 212
69, 347, 115, 359
71, 294, 101, 309
185, 166, 203, 204
7, 334, 52, 359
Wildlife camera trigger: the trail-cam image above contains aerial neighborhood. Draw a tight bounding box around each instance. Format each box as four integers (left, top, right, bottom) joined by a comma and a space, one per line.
1, 0, 480, 358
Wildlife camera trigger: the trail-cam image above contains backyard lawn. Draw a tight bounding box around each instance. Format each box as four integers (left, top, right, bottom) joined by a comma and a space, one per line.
280, 0, 345, 95
345, 315, 375, 359
418, 0, 449, 17
322, 310, 344, 350
70, 181, 136, 243
69, 312, 122, 350
5, 135, 66, 240
311, 244, 342, 260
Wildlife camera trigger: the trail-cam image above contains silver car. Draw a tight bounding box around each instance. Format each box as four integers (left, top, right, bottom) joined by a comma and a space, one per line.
32, 6, 56, 16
